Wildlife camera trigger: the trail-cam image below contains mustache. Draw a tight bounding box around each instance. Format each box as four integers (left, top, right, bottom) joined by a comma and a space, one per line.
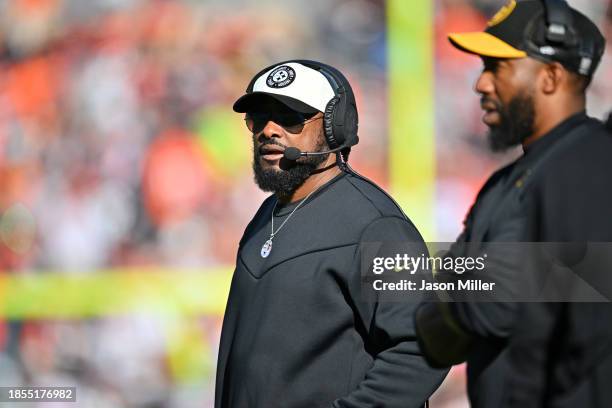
256, 140, 288, 155
480, 96, 502, 110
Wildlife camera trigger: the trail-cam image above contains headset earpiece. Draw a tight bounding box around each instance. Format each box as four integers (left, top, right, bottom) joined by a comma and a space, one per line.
543, 0, 573, 45
525, 0, 597, 77
578, 34, 594, 76
290, 59, 358, 151
324, 96, 341, 149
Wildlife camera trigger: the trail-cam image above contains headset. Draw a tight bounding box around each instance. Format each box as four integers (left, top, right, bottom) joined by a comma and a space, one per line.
245, 59, 359, 159
297, 60, 360, 153
245, 59, 410, 220
293, 60, 413, 220
525, 0, 602, 77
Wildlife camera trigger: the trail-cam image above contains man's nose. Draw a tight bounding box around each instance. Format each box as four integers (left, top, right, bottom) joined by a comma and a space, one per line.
474, 71, 494, 96
261, 120, 283, 139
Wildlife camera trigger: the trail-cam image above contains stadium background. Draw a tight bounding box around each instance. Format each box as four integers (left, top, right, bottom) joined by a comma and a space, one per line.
0, 0, 610, 406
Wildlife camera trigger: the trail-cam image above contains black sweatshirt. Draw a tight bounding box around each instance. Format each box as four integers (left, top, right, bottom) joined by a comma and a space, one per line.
416, 113, 612, 408
215, 171, 447, 408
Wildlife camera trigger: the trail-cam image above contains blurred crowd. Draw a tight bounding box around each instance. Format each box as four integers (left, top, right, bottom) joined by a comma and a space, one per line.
0, 0, 386, 272
0, 0, 386, 406
0, 0, 610, 406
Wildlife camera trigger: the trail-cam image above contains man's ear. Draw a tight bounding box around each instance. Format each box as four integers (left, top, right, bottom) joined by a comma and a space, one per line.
540, 62, 566, 95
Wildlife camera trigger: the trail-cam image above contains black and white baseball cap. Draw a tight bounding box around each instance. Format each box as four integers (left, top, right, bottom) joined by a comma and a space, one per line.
233, 62, 336, 114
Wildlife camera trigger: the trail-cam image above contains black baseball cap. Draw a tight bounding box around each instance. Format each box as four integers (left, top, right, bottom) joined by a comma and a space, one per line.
449, 0, 605, 77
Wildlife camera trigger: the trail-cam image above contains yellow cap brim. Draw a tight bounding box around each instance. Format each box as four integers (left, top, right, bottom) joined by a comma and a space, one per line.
448, 32, 527, 58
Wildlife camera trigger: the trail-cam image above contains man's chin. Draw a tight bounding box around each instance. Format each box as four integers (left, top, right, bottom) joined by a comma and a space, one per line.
252, 140, 328, 194
482, 111, 500, 127
487, 129, 520, 153
258, 158, 280, 172
253, 161, 313, 196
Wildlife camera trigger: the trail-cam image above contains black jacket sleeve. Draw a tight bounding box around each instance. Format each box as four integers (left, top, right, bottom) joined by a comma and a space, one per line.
332, 216, 448, 408
414, 165, 525, 367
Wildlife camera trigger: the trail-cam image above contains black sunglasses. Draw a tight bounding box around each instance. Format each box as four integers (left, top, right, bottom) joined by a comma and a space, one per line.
244, 111, 321, 134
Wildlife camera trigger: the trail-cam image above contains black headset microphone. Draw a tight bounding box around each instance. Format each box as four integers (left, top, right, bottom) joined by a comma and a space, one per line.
282, 145, 345, 161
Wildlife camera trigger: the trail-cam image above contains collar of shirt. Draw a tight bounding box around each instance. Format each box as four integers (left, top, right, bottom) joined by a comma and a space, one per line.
522, 111, 588, 158
274, 172, 347, 217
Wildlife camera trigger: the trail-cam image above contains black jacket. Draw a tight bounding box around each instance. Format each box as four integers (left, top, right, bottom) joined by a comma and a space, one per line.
503, 113, 612, 408
416, 112, 612, 407
215, 172, 447, 408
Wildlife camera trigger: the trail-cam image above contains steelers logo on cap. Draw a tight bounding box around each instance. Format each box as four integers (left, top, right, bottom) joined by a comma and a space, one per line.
487, 0, 516, 27
266, 65, 296, 88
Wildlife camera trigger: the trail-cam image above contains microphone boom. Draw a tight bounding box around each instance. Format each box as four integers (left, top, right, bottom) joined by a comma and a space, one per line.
283, 146, 344, 161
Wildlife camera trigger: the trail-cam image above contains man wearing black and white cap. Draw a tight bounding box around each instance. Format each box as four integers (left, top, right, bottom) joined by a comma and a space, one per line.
214, 60, 447, 407
415, 1, 612, 407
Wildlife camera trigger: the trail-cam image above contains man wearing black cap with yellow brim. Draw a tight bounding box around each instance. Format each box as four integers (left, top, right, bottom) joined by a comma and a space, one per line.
415, 1, 612, 407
